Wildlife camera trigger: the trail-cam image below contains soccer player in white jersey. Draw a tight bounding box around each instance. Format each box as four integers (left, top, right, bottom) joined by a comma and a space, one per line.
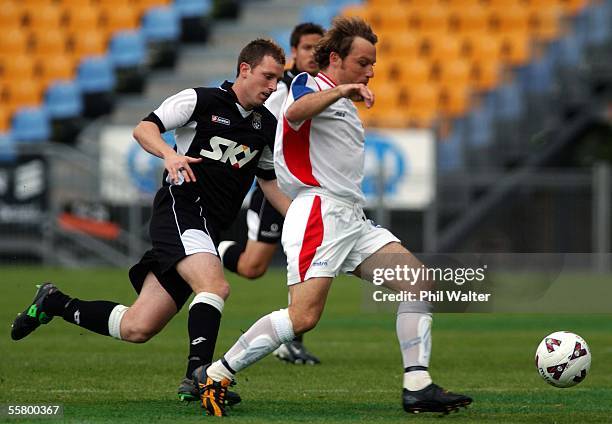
195, 17, 473, 417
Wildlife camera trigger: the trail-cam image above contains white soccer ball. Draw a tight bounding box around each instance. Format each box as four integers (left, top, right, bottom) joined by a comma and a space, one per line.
535, 331, 591, 388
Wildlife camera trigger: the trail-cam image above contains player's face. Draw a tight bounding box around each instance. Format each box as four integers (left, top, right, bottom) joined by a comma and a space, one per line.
338, 36, 376, 86
245, 55, 284, 107
292, 33, 322, 75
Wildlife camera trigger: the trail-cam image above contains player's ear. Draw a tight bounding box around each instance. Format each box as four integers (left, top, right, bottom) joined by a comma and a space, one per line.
329, 51, 341, 67
238, 62, 251, 78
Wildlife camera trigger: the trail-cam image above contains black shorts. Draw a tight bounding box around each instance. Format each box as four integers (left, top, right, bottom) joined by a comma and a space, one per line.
128, 185, 220, 310
247, 184, 284, 244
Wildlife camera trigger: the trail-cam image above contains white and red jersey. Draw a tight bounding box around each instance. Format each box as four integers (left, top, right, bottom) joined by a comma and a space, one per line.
274, 71, 366, 205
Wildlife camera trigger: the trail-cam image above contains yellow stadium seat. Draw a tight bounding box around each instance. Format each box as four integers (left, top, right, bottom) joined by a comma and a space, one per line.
433, 58, 472, 87
70, 30, 107, 57
410, 5, 451, 36
371, 82, 404, 110
5, 80, 43, 114
438, 83, 471, 117
449, 5, 489, 35
405, 84, 438, 128
20, 0, 55, 5
461, 34, 503, 63
23, 4, 64, 30
37, 54, 76, 89
0, 2, 24, 30
58, 0, 96, 6
527, 5, 564, 41
498, 32, 531, 65
422, 34, 463, 63
0, 28, 30, 55
559, 0, 587, 15
489, 6, 530, 35
369, 108, 411, 129
0, 107, 10, 132
31, 29, 69, 57
99, 4, 140, 38
377, 8, 411, 32
471, 58, 502, 91
64, 4, 101, 34
445, 0, 482, 6
1, 54, 37, 82
133, 0, 171, 16
342, 5, 379, 27
377, 32, 420, 61
396, 58, 432, 86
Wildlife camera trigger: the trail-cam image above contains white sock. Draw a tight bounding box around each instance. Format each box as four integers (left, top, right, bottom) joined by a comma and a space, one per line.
208, 309, 294, 381
397, 311, 433, 391
108, 305, 128, 340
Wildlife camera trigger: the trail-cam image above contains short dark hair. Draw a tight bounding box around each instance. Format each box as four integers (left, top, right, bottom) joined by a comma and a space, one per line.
236, 39, 285, 77
290, 22, 325, 48
314, 16, 377, 70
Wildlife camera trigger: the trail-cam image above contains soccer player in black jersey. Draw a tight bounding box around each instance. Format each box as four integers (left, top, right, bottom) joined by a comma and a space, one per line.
218, 22, 324, 366
10, 39, 289, 406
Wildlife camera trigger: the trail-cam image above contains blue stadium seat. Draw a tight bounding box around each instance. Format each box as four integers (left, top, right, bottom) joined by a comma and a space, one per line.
11, 108, 51, 143
174, 0, 212, 18
142, 7, 181, 42
45, 81, 83, 119
584, 2, 611, 45
300, 5, 336, 29
438, 120, 465, 172
492, 81, 524, 121
77, 56, 116, 93
0, 132, 17, 162
110, 31, 146, 68
550, 34, 582, 69
519, 54, 554, 95
466, 106, 493, 147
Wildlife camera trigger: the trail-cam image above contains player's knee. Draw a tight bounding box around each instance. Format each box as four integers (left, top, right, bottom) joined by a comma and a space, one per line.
292, 311, 321, 334
241, 262, 267, 280
214, 279, 231, 300
121, 321, 159, 343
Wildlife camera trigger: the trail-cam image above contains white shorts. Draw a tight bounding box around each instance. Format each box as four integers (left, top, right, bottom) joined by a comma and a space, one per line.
282, 193, 400, 285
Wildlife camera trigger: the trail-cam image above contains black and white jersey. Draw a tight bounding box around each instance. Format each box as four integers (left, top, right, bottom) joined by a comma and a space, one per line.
264, 66, 299, 119
143, 80, 277, 230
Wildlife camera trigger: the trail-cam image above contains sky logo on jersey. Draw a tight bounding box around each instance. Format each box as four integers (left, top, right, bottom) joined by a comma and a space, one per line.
201, 136, 259, 168
211, 115, 231, 125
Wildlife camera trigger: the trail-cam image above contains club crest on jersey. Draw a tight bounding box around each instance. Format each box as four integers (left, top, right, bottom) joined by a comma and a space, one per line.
252, 112, 261, 130
211, 115, 231, 126
201, 136, 259, 168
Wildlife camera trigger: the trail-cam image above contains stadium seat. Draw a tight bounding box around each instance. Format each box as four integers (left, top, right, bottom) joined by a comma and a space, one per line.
449, 5, 489, 35
471, 58, 503, 91
423, 34, 463, 63
45, 81, 83, 119
134, 0, 172, 15
434, 58, 471, 88
142, 7, 181, 41
0, 2, 24, 31
377, 9, 411, 32
0, 28, 30, 56
1, 54, 37, 82
489, 7, 530, 35
410, 5, 450, 36
31, 29, 69, 57
377, 32, 419, 60
342, 5, 377, 26
77, 56, 115, 93
64, 4, 101, 34
396, 58, 431, 87
527, 6, 563, 41
439, 84, 471, 117
405, 84, 438, 127
560, 0, 588, 16
23, 4, 64, 30
70, 30, 107, 58
499, 32, 532, 66
38, 55, 76, 91
0, 132, 17, 162
466, 104, 493, 147
5, 80, 43, 114
0, 108, 10, 133
109, 31, 146, 68
370, 82, 403, 110
99, 4, 141, 39
173, 0, 212, 18
462, 34, 503, 63
11, 107, 51, 142
57, 0, 96, 6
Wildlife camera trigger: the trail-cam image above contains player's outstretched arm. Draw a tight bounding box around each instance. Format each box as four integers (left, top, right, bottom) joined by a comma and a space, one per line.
133, 121, 201, 184
285, 83, 374, 125
257, 178, 291, 216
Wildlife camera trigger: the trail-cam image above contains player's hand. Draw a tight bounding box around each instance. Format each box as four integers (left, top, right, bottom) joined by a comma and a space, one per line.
164, 152, 202, 184
339, 83, 375, 108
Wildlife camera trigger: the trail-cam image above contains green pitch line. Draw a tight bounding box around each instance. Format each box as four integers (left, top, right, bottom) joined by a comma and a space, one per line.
1, 267, 610, 423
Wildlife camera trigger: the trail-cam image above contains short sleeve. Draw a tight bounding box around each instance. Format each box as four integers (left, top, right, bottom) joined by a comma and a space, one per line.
283, 72, 320, 131
144, 88, 198, 132
256, 144, 276, 180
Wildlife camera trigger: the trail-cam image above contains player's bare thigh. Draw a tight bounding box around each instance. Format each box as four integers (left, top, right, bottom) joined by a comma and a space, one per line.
238, 239, 278, 279
176, 252, 230, 299
353, 242, 434, 293
121, 271, 178, 343
288, 277, 333, 335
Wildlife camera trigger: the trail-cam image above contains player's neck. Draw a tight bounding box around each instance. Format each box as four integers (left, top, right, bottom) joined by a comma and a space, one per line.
231, 80, 254, 111
319, 68, 339, 86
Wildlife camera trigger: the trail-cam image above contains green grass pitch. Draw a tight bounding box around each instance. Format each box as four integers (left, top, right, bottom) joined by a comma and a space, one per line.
1, 267, 611, 423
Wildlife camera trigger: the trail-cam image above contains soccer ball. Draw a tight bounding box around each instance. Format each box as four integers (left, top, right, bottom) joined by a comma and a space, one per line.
535, 331, 591, 388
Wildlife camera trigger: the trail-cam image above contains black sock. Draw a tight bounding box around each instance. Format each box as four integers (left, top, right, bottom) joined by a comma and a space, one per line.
220, 242, 243, 273
62, 299, 119, 336
42, 290, 73, 316
185, 302, 222, 379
